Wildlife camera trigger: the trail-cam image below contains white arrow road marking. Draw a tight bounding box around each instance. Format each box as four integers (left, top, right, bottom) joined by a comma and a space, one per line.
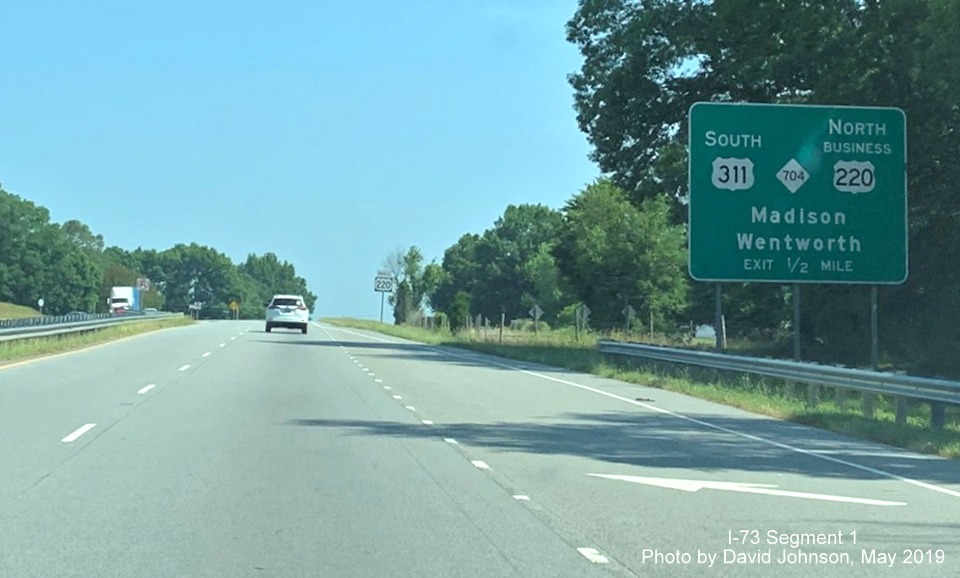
577, 548, 609, 564
62, 423, 96, 443
588, 474, 906, 506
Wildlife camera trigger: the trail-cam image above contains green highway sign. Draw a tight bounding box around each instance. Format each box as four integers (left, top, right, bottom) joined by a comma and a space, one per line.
688, 102, 907, 284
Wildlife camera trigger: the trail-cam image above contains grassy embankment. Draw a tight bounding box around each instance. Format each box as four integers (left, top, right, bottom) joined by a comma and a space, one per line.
322, 317, 960, 459
0, 303, 195, 365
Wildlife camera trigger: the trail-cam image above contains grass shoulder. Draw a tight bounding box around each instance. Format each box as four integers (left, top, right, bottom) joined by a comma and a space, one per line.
0, 315, 195, 366
321, 317, 960, 459
0, 302, 41, 320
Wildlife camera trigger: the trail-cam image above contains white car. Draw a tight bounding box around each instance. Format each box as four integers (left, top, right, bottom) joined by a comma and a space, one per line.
265, 294, 309, 334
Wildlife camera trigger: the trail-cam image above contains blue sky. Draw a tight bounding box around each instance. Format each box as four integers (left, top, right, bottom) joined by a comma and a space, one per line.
0, 0, 599, 318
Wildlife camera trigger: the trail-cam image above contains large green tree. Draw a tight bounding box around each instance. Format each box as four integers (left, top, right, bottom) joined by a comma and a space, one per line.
553, 179, 689, 330
0, 189, 102, 313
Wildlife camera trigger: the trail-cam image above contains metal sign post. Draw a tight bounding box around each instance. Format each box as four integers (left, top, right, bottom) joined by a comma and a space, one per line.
529, 305, 543, 335
136, 278, 150, 312
374, 270, 395, 324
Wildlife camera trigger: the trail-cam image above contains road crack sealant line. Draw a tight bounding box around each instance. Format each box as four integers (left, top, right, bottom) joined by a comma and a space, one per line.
320, 324, 960, 501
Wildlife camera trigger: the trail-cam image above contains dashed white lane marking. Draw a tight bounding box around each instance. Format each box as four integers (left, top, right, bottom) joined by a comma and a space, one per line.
230, 337, 236, 341
471, 460, 490, 470
137, 384, 156, 395
238, 332, 244, 336
375, 379, 383, 383
392, 395, 402, 400
62, 423, 97, 443
178, 364, 190, 372
202, 352, 211, 357
369, 372, 376, 377
513, 495, 530, 501
362, 368, 370, 373
383, 385, 391, 390
421, 420, 434, 425
405, 405, 416, 411
219, 343, 226, 348
322, 325, 960, 503
577, 548, 609, 564
444, 438, 458, 445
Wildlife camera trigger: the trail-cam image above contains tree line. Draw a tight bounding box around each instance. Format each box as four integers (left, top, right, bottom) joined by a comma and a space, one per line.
388, 0, 960, 377
0, 186, 315, 319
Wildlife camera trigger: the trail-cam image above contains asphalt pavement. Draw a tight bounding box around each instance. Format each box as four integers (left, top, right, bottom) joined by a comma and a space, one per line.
1, 319, 959, 577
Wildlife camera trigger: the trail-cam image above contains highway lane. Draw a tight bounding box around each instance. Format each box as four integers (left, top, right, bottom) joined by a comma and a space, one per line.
0, 320, 250, 508
0, 321, 615, 578
315, 323, 960, 577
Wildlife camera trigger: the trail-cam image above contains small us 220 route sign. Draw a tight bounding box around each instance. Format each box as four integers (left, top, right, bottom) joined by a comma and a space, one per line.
374, 271, 394, 293
688, 102, 907, 284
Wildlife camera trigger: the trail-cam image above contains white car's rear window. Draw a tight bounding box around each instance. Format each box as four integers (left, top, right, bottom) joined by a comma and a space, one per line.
272, 298, 302, 307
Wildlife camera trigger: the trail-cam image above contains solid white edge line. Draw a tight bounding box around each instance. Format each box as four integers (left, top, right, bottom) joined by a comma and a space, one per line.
322, 324, 960, 501
178, 364, 190, 371
61, 423, 96, 443
471, 460, 490, 470
577, 547, 610, 564
137, 384, 156, 394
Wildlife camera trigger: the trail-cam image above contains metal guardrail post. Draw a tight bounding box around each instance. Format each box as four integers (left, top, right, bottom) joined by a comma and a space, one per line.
931, 403, 946, 430
863, 394, 876, 420
895, 398, 908, 426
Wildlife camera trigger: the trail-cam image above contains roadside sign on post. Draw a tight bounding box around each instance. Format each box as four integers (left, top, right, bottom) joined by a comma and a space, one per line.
229, 301, 239, 311
528, 305, 543, 334
374, 274, 394, 293
136, 278, 150, 291
374, 271, 395, 323
688, 102, 907, 284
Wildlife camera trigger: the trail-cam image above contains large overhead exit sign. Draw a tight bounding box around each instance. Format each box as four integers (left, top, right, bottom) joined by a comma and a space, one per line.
688, 102, 907, 284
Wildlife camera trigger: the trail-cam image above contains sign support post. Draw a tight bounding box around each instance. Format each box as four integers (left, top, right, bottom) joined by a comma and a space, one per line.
714, 284, 723, 351
374, 270, 395, 324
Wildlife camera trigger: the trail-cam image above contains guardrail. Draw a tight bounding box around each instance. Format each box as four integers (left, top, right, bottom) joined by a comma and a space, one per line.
0, 311, 182, 342
598, 340, 960, 430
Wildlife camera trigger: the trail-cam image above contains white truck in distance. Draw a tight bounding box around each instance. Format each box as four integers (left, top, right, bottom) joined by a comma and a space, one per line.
107, 286, 136, 313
